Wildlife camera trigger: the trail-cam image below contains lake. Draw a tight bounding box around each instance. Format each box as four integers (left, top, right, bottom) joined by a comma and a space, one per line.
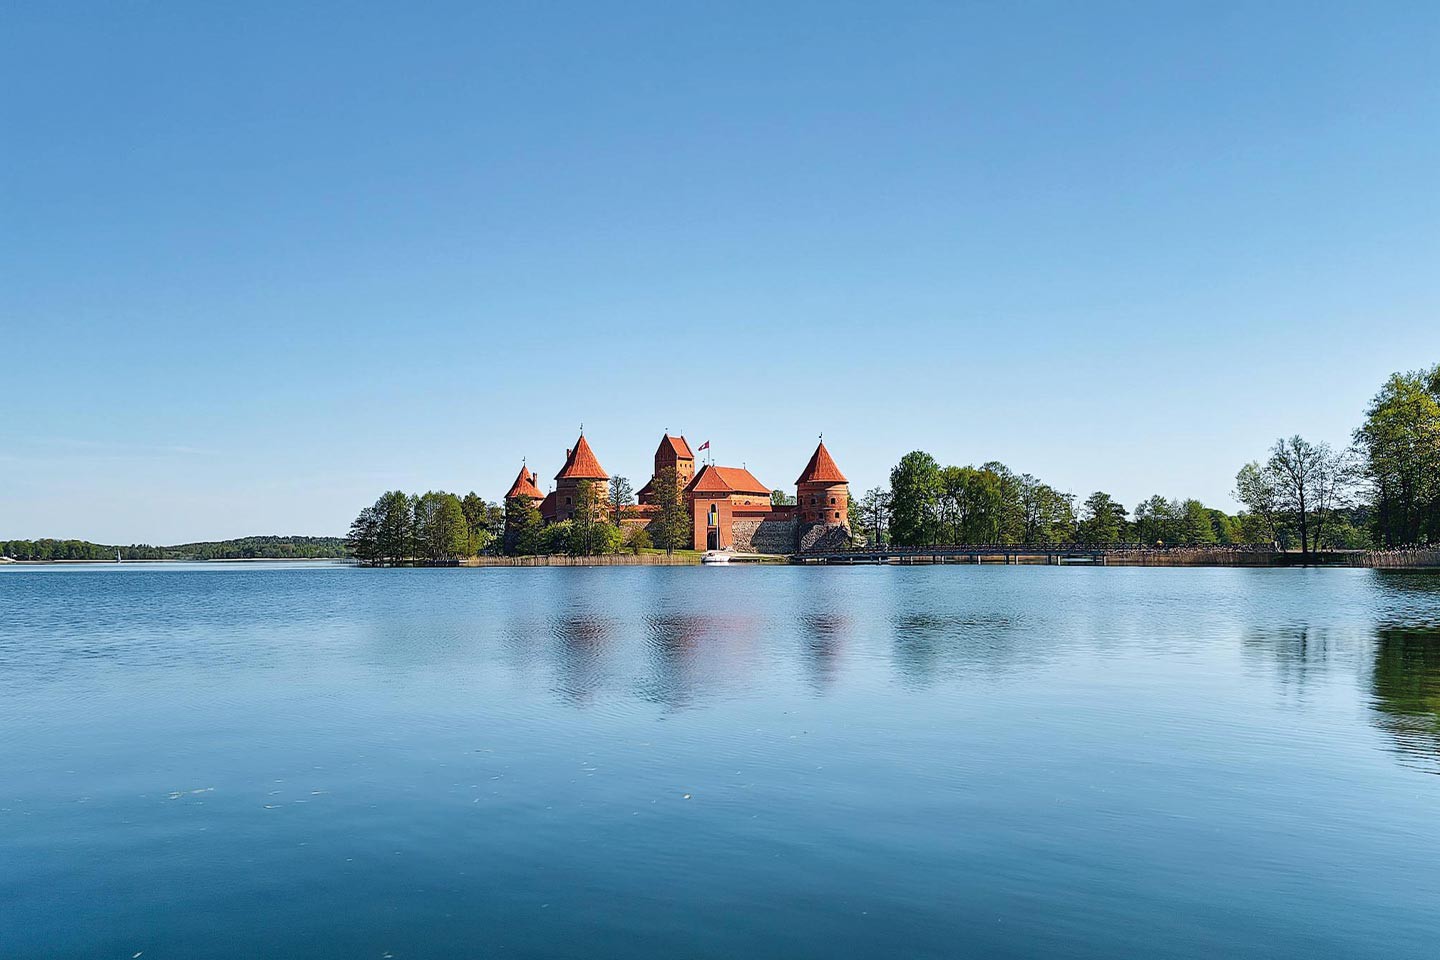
3, 564, 1440, 958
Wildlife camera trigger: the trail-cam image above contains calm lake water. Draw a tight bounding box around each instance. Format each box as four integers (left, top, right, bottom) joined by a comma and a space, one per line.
3, 564, 1440, 959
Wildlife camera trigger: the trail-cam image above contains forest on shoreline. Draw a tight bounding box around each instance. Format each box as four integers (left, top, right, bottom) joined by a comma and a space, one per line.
0, 535, 348, 562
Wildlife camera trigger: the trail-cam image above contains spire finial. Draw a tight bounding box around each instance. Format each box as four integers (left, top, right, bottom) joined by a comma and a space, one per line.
580, 422, 584, 436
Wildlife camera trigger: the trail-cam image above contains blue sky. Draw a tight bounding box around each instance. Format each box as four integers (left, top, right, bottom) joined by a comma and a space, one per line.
4, 1, 1437, 543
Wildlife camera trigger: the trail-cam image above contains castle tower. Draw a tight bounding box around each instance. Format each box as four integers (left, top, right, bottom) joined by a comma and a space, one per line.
552, 432, 609, 522
638, 434, 695, 504
796, 440, 849, 551
504, 463, 545, 504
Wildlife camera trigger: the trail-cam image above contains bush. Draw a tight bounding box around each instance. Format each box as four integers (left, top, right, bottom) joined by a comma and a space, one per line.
627, 527, 654, 553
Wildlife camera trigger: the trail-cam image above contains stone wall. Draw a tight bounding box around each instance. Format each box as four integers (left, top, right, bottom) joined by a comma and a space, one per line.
798, 522, 852, 554
730, 516, 798, 554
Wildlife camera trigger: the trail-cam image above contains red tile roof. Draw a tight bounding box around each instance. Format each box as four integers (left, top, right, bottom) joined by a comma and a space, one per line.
796, 441, 847, 485
505, 464, 545, 501
657, 434, 694, 460
687, 464, 771, 496
554, 434, 609, 481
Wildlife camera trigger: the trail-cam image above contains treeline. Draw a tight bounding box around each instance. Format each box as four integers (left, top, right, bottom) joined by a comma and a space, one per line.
849, 455, 1258, 550
0, 536, 349, 561
1229, 364, 1440, 552
347, 490, 504, 564
346, 478, 684, 564
854, 364, 1439, 554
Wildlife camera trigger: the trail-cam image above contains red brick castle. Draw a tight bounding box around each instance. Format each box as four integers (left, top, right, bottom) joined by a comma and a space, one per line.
505, 432, 851, 553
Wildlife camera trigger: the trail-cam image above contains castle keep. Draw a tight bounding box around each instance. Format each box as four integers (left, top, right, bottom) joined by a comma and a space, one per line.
505, 432, 850, 554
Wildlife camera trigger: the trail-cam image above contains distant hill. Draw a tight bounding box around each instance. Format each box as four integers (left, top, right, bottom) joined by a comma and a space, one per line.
0, 535, 350, 561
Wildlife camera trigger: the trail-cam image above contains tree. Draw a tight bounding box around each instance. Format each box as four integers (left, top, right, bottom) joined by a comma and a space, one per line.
771, 489, 795, 506
1077, 492, 1127, 545
577, 521, 624, 555
544, 521, 574, 555
953, 465, 1007, 543
609, 476, 636, 527
1133, 495, 1181, 546
368, 490, 415, 563
570, 480, 603, 556
1355, 368, 1440, 546
504, 495, 545, 555
414, 491, 469, 562
347, 505, 381, 563
889, 451, 941, 546
461, 491, 497, 556
652, 466, 689, 554
854, 486, 892, 547
1234, 461, 1282, 545
1266, 436, 1353, 555
1179, 499, 1217, 545
1018, 475, 1075, 544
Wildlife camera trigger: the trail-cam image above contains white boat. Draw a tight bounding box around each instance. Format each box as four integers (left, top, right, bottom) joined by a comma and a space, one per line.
701, 551, 731, 564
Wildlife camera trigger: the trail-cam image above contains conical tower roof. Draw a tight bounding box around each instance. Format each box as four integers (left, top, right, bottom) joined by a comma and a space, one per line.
505, 463, 545, 501
796, 440, 847, 485
555, 433, 609, 481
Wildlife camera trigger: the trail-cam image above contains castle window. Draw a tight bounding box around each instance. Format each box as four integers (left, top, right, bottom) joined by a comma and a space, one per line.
810, 496, 817, 505
835, 511, 841, 519
565, 497, 571, 505
830, 497, 836, 505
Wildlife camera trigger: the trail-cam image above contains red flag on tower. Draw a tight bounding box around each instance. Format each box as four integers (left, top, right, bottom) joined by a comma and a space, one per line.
697, 441, 710, 452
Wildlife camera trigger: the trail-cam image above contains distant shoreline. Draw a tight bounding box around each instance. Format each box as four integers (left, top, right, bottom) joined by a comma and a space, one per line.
0, 557, 351, 565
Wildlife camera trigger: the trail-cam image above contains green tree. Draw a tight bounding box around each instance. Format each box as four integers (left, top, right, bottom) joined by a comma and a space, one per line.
1133, 495, 1181, 546
504, 495, 545, 555
347, 505, 381, 562
1018, 475, 1075, 544
1265, 435, 1353, 556
853, 486, 892, 547
570, 480, 604, 555
955, 465, 1007, 543
652, 466, 689, 554
609, 476, 636, 527
889, 451, 941, 546
578, 521, 624, 555
544, 521, 574, 555
414, 491, 469, 562
1179, 499, 1217, 545
1077, 492, 1127, 545
369, 490, 414, 563
460, 492, 498, 555
771, 489, 796, 506
1355, 367, 1440, 546
1234, 461, 1283, 545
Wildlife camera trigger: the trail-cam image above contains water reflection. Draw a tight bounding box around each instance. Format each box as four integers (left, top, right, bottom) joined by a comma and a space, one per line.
1241, 625, 1352, 699
890, 612, 1027, 688
1370, 625, 1440, 774
548, 615, 615, 705
637, 612, 763, 710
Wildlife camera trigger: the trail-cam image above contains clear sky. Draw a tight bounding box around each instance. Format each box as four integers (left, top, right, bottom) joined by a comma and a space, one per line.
4, 1, 1437, 544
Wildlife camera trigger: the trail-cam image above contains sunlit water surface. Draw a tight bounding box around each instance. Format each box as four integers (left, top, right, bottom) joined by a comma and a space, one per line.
3, 564, 1440, 959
